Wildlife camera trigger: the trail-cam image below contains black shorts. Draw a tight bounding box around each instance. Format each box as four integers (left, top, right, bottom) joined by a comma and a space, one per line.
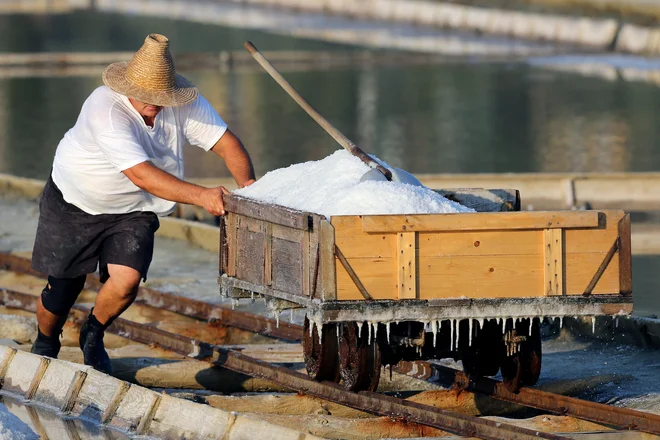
31, 176, 160, 282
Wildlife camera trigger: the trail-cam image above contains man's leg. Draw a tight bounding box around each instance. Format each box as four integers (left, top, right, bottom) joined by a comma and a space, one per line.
79, 264, 141, 374
32, 275, 86, 357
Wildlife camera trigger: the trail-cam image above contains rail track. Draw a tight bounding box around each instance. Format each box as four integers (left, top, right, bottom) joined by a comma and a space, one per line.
0, 252, 658, 440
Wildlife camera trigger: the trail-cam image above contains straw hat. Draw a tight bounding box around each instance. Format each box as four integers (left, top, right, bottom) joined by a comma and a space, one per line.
102, 33, 198, 107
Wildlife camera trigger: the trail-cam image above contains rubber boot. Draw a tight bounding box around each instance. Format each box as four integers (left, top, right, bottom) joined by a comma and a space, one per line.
31, 328, 61, 358
79, 309, 113, 374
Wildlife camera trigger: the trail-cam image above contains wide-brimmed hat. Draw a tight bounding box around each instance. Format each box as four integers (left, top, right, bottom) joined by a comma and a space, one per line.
102, 33, 198, 107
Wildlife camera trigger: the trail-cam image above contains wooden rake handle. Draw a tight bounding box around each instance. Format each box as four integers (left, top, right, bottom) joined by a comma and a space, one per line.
244, 41, 392, 181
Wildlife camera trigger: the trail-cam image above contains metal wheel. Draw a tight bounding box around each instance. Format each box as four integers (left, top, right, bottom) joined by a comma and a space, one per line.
500, 318, 542, 393
462, 319, 503, 377
303, 317, 340, 382
338, 322, 381, 392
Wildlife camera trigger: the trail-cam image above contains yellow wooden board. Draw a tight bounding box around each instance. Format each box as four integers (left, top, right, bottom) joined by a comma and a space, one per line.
332, 210, 626, 301
360, 210, 600, 233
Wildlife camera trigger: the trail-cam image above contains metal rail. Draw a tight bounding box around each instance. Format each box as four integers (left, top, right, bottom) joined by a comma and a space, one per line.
0, 252, 301, 341
0, 288, 566, 440
1, 254, 657, 437
396, 361, 660, 436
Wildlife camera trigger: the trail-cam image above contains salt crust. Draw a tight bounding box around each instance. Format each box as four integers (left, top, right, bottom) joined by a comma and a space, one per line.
234, 150, 474, 218
0, 403, 38, 440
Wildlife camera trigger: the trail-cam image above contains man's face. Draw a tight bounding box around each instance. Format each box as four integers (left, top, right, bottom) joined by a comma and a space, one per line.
128, 98, 163, 119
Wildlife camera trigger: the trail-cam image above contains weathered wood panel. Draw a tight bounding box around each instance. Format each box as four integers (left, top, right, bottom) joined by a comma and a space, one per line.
32, 359, 84, 410
72, 369, 124, 422
223, 193, 311, 230
434, 188, 520, 212
148, 395, 234, 439
226, 212, 238, 277
236, 219, 267, 286
271, 237, 303, 294
361, 211, 600, 233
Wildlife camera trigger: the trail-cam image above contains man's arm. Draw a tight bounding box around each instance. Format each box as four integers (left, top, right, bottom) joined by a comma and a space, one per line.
210, 129, 256, 188
123, 162, 229, 215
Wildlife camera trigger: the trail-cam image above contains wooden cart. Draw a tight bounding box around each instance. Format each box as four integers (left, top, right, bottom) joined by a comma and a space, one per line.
218, 190, 632, 392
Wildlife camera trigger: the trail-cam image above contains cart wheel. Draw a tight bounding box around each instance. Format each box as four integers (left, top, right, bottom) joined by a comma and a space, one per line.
338, 322, 381, 392
462, 319, 503, 377
500, 318, 542, 393
303, 317, 340, 382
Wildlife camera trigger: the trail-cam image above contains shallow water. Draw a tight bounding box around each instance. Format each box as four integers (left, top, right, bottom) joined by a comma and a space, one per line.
3, 12, 660, 180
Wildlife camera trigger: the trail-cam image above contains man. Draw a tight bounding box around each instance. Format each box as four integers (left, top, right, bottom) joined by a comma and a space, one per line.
30, 33, 256, 373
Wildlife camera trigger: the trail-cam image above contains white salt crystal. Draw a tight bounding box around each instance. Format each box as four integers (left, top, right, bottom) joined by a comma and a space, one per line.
234, 150, 474, 218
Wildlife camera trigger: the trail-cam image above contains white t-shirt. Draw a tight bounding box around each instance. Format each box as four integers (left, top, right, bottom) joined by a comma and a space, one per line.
52, 86, 227, 216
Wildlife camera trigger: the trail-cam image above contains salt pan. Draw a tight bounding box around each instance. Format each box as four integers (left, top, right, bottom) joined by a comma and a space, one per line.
234, 150, 474, 218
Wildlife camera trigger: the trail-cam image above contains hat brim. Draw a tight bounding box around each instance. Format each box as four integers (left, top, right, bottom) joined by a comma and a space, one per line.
102, 62, 198, 107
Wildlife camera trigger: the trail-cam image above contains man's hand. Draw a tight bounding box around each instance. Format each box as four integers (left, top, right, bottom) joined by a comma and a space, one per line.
199, 186, 230, 216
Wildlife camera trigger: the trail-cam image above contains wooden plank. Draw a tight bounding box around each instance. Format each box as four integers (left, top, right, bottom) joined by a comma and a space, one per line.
397, 232, 417, 299
223, 193, 312, 230
33, 359, 84, 410
235, 220, 266, 286
336, 246, 373, 300
565, 253, 620, 295
419, 230, 541, 257
618, 213, 632, 295
543, 228, 564, 296
147, 395, 234, 439
332, 215, 395, 258
583, 238, 619, 297
418, 255, 543, 299
564, 210, 623, 254
264, 222, 272, 286
226, 212, 237, 277
3, 350, 44, 396
434, 188, 520, 212
361, 211, 600, 233
271, 237, 302, 295
318, 220, 337, 301
72, 369, 125, 422
336, 258, 396, 300
218, 214, 226, 276
112, 385, 159, 432
272, 223, 305, 242
308, 215, 321, 298
302, 229, 310, 297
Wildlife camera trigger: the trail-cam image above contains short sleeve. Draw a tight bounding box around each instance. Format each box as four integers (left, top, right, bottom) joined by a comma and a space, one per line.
96, 129, 151, 172
182, 95, 228, 151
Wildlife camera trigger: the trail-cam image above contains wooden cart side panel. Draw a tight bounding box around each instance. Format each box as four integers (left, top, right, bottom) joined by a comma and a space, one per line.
333, 210, 627, 301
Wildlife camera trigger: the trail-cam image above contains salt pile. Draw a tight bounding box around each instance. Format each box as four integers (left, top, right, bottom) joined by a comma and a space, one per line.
234, 150, 474, 218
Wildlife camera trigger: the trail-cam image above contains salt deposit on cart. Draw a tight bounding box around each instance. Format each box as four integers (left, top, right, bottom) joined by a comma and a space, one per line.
234, 150, 474, 217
